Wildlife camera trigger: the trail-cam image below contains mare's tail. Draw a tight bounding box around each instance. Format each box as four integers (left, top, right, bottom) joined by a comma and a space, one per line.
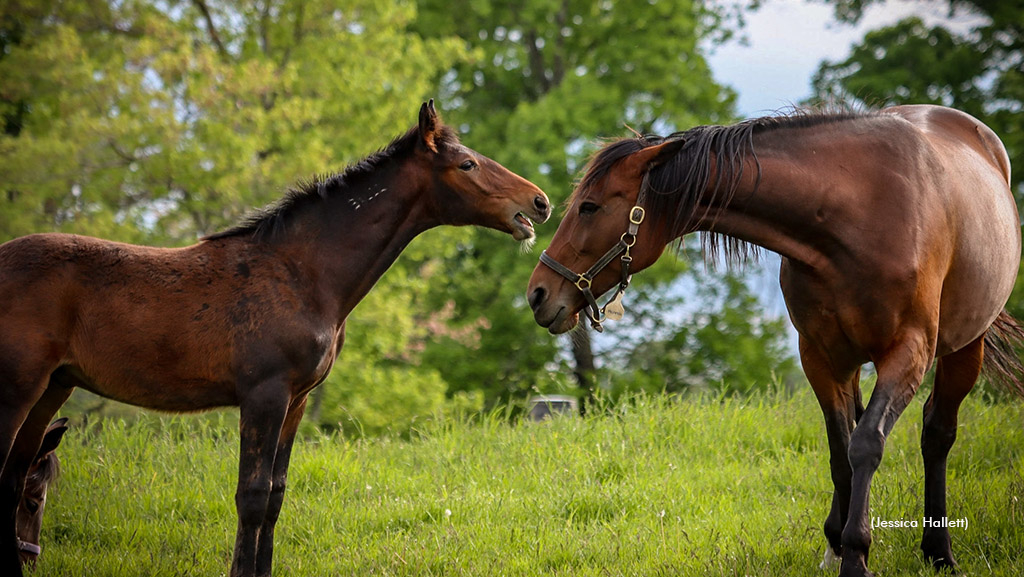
982, 310, 1024, 398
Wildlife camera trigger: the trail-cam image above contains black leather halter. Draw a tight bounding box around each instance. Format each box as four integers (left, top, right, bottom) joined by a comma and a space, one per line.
538, 173, 650, 332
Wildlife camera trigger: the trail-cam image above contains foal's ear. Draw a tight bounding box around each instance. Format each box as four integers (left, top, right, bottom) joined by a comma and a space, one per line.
36, 418, 69, 460
418, 99, 440, 153
630, 138, 686, 173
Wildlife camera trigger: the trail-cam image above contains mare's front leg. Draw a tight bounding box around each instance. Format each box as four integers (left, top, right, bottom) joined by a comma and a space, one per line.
919, 335, 982, 571
798, 337, 861, 569
253, 396, 308, 577
840, 331, 933, 577
231, 381, 290, 577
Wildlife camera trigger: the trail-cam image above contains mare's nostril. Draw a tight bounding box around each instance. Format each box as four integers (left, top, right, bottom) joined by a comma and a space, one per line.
529, 286, 547, 312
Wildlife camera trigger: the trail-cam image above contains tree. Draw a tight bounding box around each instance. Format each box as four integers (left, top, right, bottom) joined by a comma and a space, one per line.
808, 0, 1024, 315
412, 0, 742, 406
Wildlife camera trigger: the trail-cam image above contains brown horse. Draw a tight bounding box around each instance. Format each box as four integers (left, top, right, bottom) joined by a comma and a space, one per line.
528, 105, 1022, 576
0, 100, 550, 577
16, 418, 66, 567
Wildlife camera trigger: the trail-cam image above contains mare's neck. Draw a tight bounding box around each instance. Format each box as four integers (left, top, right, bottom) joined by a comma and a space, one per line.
685, 130, 844, 270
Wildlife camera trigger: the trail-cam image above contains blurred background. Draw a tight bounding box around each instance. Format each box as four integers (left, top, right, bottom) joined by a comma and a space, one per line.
2, 0, 1020, 435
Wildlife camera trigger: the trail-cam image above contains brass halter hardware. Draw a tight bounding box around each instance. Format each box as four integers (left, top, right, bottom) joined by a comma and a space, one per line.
538, 173, 650, 332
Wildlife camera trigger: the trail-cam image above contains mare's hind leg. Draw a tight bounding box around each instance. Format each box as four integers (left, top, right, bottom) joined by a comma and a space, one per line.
841, 330, 934, 577
254, 396, 308, 577
799, 337, 862, 568
920, 335, 982, 571
230, 381, 290, 577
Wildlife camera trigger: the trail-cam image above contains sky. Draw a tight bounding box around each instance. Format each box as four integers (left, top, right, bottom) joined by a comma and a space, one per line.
706, 0, 988, 117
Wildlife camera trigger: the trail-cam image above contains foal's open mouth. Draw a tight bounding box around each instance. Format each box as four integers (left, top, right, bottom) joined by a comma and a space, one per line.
511, 212, 536, 241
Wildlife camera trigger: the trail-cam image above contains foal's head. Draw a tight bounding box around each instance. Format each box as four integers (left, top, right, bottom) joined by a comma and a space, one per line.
413, 100, 551, 241
528, 138, 685, 333
17, 418, 68, 566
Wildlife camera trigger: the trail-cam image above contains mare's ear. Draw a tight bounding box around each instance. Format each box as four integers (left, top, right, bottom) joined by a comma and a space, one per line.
418, 99, 440, 153
629, 138, 686, 173
36, 418, 69, 460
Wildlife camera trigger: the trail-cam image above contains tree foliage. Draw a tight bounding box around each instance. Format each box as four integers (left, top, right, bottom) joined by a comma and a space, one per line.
411, 0, 777, 404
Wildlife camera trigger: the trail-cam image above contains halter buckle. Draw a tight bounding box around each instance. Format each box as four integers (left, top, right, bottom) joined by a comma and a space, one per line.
629, 206, 645, 225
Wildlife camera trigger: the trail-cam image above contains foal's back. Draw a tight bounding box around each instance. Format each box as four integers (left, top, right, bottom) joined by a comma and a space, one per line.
0, 233, 319, 411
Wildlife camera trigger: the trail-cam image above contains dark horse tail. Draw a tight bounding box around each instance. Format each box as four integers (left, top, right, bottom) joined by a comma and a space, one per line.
982, 310, 1024, 397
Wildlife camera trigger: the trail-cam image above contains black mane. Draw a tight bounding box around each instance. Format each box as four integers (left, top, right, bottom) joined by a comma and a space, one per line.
578, 107, 871, 263
204, 124, 460, 242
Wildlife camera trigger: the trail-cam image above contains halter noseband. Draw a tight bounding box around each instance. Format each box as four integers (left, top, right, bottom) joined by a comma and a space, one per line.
538, 172, 650, 333
18, 539, 41, 556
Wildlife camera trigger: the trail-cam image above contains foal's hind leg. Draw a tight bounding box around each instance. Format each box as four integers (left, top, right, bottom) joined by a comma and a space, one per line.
0, 360, 61, 575
0, 374, 74, 564
920, 335, 982, 571
799, 337, 861, 568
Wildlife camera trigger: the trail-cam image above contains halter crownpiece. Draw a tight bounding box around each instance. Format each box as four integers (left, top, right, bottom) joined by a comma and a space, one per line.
538, 172, 650, 332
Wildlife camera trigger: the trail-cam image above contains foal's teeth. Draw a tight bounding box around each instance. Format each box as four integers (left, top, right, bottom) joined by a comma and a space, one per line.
514, 212, 534, 228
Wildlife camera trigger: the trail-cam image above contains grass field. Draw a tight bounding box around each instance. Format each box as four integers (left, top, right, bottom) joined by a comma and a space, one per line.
32, 389, 1024, 576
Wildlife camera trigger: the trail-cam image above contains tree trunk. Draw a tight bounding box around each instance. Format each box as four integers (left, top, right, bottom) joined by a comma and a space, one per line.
570, 326, 596, 415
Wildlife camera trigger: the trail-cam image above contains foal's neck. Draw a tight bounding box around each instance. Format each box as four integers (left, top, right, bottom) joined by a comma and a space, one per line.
284, 167, 438, 325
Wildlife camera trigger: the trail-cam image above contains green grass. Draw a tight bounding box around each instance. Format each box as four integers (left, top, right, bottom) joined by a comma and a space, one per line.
34, 389, 1024, 576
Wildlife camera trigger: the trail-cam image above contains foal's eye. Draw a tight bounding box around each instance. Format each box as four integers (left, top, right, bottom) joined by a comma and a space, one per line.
23, 499, 40, 514
459, 159, 477, 171
578, 202, 600, 216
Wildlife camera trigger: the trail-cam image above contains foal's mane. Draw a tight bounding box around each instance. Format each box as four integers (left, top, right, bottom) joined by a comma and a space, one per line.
204, 125, 460, 242
578, 107, 870, 264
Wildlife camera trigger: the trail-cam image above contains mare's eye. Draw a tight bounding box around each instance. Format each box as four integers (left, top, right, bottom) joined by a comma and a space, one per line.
459, 159, 477, 171
578, 202, 600, 216
23, 499, 40, 514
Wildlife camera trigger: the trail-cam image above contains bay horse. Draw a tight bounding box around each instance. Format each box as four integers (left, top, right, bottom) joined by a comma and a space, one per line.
16, 418, 67, 567
0, 100, 550, 577
527, 105, 1022, 576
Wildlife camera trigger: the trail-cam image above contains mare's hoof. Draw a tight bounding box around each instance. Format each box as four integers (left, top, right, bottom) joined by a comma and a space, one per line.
820, 547, 841, 570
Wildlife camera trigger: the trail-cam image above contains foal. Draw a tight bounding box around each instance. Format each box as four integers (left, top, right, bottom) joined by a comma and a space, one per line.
0, 100, 550, 577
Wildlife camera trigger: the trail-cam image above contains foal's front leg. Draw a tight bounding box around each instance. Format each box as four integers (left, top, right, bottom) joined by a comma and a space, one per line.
253, 396, 308, 577
231, 382, 290, 577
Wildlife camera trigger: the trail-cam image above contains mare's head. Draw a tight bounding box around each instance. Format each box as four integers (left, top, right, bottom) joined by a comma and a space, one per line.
17, 418, 68, 566
413, 100, 550, 241
527, 137, 686, 334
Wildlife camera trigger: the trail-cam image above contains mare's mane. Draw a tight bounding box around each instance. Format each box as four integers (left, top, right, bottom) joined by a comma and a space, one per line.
204, 125, 460, 242
27, 452, 59, 487
577, 107, 874, 264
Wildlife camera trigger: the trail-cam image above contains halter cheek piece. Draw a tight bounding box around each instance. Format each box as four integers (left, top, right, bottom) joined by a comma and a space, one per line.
538, 172, 650, 333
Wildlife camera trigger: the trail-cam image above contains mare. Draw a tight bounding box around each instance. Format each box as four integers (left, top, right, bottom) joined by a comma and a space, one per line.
16, 418, 67, 567
527, 105, 1022, 577
0, 100, 550, 577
